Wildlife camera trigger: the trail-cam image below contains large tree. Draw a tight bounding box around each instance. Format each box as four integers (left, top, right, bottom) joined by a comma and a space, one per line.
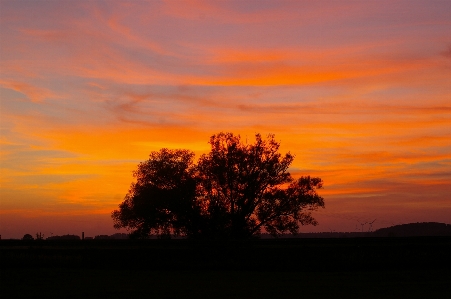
112, 133, 324, 239
111, 149, 201, 238
196, 132, 324, 238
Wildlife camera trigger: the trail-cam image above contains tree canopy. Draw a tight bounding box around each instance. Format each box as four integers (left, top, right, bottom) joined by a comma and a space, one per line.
112, 133, 324, 239
22, 233, 34, 241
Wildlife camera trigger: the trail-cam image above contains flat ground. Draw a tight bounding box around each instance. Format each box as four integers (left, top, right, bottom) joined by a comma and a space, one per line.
1, 237, 450, 298
2, 268, 451, 299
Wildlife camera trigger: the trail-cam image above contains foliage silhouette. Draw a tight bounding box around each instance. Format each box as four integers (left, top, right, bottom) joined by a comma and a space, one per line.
112, 133, 324, 239
22, 234, 34, 241
112, 149, 201, 238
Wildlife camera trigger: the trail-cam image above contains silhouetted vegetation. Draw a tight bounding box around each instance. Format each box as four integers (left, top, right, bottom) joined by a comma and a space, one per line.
22, 234, 33, 241
112, 132, 325, 239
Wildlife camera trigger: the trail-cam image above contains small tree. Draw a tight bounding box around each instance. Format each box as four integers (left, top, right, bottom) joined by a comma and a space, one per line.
112, 133, 325, 239
22, 234, 34, 240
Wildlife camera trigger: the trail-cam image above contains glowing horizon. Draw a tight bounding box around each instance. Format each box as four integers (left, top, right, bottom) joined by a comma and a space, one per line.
1, 0, 450, 238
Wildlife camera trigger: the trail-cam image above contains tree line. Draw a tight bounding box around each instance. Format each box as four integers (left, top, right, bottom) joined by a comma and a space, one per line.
112, 132, 325, 239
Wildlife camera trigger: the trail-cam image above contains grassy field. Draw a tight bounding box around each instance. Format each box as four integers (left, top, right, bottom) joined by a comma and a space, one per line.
2, 237, 451, 298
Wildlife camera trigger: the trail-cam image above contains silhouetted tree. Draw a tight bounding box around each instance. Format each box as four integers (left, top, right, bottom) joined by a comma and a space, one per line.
22, 233, 34, 240
112, 133, 325, 239
112, 149, 202, 238
197, 133, 324, 238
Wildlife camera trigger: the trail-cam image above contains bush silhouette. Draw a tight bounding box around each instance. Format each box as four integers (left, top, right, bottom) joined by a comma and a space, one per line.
22, 234, 34, 241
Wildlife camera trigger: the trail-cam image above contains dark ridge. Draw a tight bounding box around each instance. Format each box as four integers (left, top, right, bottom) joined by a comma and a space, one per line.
372, 222, 451, 237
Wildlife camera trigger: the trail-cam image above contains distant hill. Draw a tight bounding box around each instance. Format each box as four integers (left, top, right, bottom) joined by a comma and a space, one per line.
372, 222, 451, 237
259, 222, 451, 238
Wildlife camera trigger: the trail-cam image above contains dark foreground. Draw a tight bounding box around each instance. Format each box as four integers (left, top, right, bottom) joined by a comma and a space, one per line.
1, 237, 450, 298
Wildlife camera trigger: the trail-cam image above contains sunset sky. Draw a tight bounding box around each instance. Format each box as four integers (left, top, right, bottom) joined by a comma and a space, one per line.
1, 0, 450, 239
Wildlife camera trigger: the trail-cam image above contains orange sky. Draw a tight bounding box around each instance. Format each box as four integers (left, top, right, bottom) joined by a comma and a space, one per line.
1, 0, 450, 238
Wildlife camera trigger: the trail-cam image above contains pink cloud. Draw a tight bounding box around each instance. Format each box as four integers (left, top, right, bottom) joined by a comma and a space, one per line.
0, 80, 56, 102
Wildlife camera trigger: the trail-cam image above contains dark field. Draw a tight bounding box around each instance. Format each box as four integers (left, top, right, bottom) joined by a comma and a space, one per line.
1, 237, 451, 298
3, 268, 451, 299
